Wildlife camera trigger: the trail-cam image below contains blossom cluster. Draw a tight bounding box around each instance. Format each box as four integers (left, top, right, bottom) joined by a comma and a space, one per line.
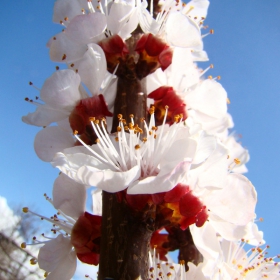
22, 0, 279, 279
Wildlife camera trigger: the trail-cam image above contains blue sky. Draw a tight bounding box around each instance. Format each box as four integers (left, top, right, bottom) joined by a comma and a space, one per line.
0, 0, 280, 262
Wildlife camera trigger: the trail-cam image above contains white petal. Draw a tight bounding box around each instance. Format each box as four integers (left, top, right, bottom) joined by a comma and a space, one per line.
53, 173, 86, 219
41, 69, 82, 109
167, 47, 200, 92
34, 126, 75, 162
138, 1, 161, 35
102, 76, 117, 110
162, 137, 197, 163
183, 0, 210, 22
107, 3, 136, 36
165, 12, 202, 49
57, 117, 73, 134
65, 13, 107, 44
49, 32, 87, 62
75, 43, 107, 94
46, 250, 76, 280
192, 134, 216, 164
127, 161, 191, 194
76, 165, 140, 192
92, 188, 102, 215
145, 68, 167, 94
205, 174, 257, 225
53, 0, 83, 24
190, 223, 221, 261
185, 79, 227, 118
38, 234, 72, 272
52, 147, 109, 182
22, 105, 69, 127
189, 145, 228, 188
118, 7, 139, 39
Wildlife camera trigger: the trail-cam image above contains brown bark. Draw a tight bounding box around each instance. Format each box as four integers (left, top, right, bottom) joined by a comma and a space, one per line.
98, 192, 156, 280
98, 39, 153, 278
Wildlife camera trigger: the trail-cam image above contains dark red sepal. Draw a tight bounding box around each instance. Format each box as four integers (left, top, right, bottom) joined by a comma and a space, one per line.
159, 48, 173, 71
135, 33, 166, 56
98, 34, 129, 73
135, 33, 173, 79
125, 193, 151, 211
180, 216, 197, 231
69, 94, 113, 144
152, 192, 166, 204
178, 192, 208, 229
150, 230, 169, 261
164, 184, 190, 203
179, 192, 203, 219
76, 252, 99, 266
148, 86, 187, 125
71, 212, 102, 265
195, 206, 208, 227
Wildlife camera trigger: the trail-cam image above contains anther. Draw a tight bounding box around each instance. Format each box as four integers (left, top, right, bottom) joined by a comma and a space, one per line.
73, 130, 78, 135
135, 144, 140, 150
129, 114, 134, 118
56, 66, 59, 70
22, 207, 29, 213
30, 258, 37, 265
70, 63, 74, 67
185, 6, 194, 15
62, 54, 66, 60
21, 242, 26, 249
234, 158, 241, 165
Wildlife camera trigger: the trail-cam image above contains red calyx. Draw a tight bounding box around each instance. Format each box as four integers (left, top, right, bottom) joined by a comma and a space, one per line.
179, 191, 208, 230
135, 33, 173, 79
148, 86, 187, 126
150, 230, 169, 261
98, 34, 129, 74
71, 212, 102, 265
69, 94, 113, 145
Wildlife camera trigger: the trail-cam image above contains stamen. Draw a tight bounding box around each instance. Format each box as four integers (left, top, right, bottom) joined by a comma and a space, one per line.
87, 0, 96, 13
184, 5, 194, 15
199, 64, 214, 77
202, 29, 214, 39
73, 131, 110, 166
29, 81, 41, 91
208, 75, 221, 80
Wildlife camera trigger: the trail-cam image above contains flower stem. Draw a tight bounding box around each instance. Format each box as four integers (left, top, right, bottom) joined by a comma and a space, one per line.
98, 192, 156, 279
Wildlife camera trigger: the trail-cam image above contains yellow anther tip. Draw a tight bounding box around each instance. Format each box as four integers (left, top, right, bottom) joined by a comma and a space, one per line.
22, 207, 29, 213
